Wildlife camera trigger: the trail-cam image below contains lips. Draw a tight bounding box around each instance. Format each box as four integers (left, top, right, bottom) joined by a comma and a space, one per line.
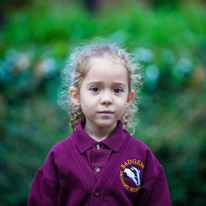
99, 110, 114, 114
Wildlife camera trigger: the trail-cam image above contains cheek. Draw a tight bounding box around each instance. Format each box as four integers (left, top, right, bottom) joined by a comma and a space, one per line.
115, 100, 128, 112
80, 94, 95, 110
116, 95, 129, 107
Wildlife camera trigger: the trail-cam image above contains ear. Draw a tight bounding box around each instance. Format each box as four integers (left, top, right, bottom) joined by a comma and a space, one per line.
126, 90, 135, 108
69, 87, 81, 106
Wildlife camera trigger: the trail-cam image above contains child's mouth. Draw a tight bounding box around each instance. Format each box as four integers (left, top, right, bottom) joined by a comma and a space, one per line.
99, 111, 114, 114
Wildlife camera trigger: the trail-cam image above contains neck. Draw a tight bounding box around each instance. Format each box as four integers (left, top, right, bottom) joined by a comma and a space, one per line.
84, 120, 117, 142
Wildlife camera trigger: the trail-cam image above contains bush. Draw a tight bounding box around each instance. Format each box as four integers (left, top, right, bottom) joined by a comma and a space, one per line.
0, 1, 206, 205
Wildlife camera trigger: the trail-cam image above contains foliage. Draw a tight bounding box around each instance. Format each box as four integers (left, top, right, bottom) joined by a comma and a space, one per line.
0, 1, 206, 205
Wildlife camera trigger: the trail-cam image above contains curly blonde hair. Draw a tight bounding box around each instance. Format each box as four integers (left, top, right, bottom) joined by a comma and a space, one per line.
58, 41, 142, 133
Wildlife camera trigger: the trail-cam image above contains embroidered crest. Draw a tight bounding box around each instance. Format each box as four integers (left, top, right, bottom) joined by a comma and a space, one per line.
120, 159, 144, 192
123, 166, 141, 186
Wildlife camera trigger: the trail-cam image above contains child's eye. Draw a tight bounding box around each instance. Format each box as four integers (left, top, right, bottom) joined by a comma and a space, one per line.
90, 87, 101, 93
113, 88, 123, 94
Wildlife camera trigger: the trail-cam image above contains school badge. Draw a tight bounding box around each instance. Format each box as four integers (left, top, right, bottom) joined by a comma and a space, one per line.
120, 159, 144, 192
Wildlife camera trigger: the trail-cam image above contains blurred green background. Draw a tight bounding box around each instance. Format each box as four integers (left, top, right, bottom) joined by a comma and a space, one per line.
0, 0, 206, 205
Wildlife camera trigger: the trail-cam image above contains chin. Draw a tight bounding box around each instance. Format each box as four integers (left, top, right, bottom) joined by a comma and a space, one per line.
96, 120, 117, 128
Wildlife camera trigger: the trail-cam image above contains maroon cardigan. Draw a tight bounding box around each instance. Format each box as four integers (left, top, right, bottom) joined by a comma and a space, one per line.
28, 119, 171, 206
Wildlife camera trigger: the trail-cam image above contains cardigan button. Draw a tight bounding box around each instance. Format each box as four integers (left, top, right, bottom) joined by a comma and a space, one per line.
96, 144, 101, 149
94, 166, 100, 172
94, 191, 100, 197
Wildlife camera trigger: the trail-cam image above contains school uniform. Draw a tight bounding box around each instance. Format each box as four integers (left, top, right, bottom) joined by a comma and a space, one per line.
28, 118, 171, 206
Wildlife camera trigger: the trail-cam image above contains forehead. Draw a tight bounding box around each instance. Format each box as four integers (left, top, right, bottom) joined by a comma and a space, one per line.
84, 57, 128, 84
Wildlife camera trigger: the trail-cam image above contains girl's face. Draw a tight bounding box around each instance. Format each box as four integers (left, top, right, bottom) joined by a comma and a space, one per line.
70, 56, 134, 133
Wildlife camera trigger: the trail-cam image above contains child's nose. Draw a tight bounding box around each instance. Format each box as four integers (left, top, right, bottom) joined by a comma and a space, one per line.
100, 91, 112, 105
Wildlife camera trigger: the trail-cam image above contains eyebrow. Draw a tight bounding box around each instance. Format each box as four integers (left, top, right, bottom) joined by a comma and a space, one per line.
87, 81, 127, 87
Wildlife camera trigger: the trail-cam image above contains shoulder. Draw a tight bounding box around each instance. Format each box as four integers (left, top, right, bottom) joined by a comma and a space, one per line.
39, 134, 75, 181
42, 132, 76, 166
125, 132, 163, 171
50, 136, 70, 152
125, 131, 151, 155
129, 135, 149, 149
49, 131, 76, 154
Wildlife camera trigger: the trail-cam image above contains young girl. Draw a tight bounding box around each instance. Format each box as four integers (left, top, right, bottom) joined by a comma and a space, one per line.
28, 43, 171, 205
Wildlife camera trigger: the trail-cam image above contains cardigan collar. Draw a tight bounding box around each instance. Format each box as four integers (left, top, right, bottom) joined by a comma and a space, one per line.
74, 118, 126, 154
